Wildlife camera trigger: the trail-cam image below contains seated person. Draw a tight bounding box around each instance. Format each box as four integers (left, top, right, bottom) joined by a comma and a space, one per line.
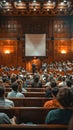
45, 80, 57, 98
16, 79, 27, 92
0, 112, 16, 124
43, 87, 60, 108
32, 63, 36, 74
31, 74, 42, 88
7, 82, 24, 98
0, 85, 14, 107
45, 87, 73, 124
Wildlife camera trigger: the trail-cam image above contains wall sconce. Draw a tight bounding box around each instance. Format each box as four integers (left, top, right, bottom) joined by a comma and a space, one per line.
61, 50, 67, 54
4, 50, 10, 54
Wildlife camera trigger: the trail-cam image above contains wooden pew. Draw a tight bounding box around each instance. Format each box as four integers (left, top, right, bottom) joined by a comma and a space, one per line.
26, 87, 46, 92
0, 124, 68, 130
5, 92, 46, 97
0, 107, 52, 124
5, 87, 46, 92
7, 97, 51, 107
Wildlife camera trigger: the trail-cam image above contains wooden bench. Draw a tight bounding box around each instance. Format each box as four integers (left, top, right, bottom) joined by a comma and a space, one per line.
7, 97, 51, 107
0, 124, 68, 130
23, 87, 46, 92
0, 107, 52, 124
5, 92, 46, 97
5, 87, 46, 92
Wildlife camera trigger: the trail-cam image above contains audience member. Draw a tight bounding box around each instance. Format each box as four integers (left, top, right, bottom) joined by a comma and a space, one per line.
7, 82, 24, 98
0, 85, 14, 107
43, 87, 60, 108
32, 63, 37, 74
31, 74, 42, 88
45, 80, 57, 98
45, 87, 73, 124
58, 76, 66, 87
66, 80, 72, 88
16, 79, 27, 92
0, 78, 3, 85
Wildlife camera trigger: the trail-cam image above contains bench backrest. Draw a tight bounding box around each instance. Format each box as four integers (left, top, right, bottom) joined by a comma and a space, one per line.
6, 87, 46, 92
5, 92, 46, 97
7, 97, 51, 107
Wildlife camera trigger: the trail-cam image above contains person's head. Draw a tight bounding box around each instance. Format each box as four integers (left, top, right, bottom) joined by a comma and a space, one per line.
50, 80, 57, 88
0, 85, 5, 97
16, 79, 23, 92
57, 87, 73, 108
34, 75, 40, 82
2, 77, 8, 83
52, 87, 59, 97
11, 82, 18, 92
16, 79, 23, 85
61, 76, 66, 81
66, 80, 72, 87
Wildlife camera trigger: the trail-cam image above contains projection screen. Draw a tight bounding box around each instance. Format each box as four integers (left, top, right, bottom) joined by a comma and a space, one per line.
25, 34, 46, 57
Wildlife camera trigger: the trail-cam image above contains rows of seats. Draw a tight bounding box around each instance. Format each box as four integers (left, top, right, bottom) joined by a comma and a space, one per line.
0, 107, 52, 124
0, 85, 70, 129
0, 107, 68, 129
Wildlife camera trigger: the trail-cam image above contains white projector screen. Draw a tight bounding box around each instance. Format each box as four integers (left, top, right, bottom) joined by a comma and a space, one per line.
25, 34, 46, 57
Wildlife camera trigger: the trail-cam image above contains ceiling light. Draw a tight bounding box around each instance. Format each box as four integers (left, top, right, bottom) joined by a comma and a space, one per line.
18, 0, 22, 3
2, 0, 6, 3
48, 0, 51, 3
47, 8, 50, 11
33, 0, 36, 3
64, 0, 67, 2
44, 1, 55, 10
33, 8, 36, 11
1, 2, 12, 9
14, 1, 26, 9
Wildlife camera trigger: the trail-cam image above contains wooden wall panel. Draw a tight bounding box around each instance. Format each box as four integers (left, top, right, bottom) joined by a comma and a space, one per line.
0, 40, 17, 66
53, 19, 71, 38
54, 39, 72, 61
0, 16, 72, 68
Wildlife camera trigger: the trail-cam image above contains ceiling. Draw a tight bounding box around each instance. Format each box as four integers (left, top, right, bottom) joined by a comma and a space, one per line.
0, 0, 73, 16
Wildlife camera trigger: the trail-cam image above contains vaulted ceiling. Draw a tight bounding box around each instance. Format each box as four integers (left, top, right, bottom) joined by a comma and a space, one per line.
0, 0, 73, 16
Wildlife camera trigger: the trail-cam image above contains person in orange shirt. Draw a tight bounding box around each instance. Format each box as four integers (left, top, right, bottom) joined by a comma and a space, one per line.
43, 87, 60, 108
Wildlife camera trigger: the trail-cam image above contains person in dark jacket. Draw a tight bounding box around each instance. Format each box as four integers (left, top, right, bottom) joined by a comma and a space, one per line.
31, 74, 42, 88
45, 87, 73, 125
